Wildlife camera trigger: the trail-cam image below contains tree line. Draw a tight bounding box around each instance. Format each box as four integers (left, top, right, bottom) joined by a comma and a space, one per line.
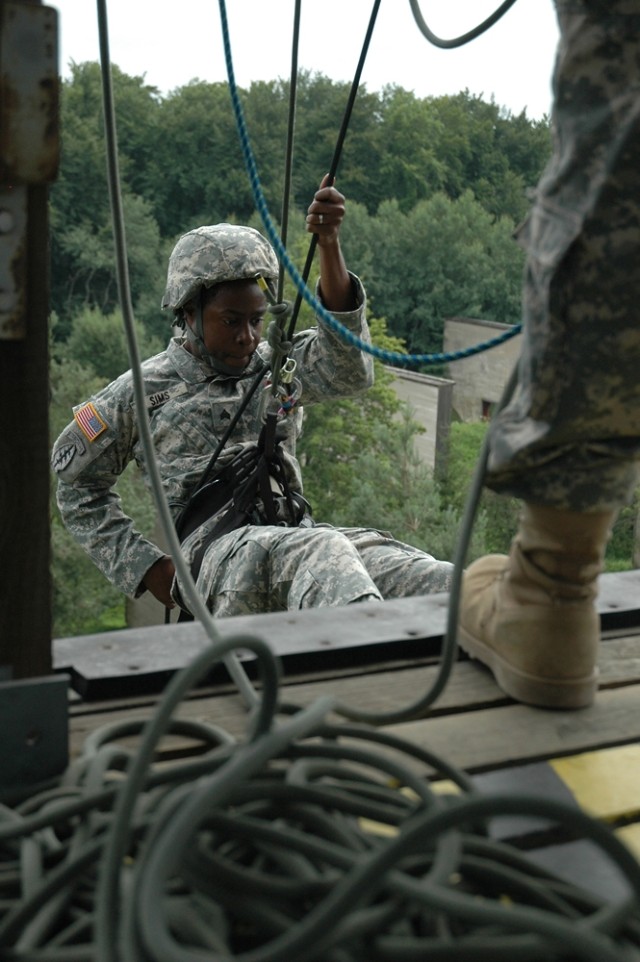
48, 63, 639, 638
52, 62, 551, 354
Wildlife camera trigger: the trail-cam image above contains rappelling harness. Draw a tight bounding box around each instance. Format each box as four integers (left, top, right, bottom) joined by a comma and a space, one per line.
174, 341, 309, 588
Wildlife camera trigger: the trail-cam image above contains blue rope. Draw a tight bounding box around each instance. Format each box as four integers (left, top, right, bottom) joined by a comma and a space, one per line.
217, 0, 522, 368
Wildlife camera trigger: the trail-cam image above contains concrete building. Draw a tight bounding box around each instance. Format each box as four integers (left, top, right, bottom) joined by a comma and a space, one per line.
443, 317, 522, 422
385, 367, 454, 475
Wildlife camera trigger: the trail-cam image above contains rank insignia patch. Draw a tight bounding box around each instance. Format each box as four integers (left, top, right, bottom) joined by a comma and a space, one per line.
74, 402, 107, 442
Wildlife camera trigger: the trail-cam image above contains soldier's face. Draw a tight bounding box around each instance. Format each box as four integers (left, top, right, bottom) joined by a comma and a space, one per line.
186, 280, 267, 370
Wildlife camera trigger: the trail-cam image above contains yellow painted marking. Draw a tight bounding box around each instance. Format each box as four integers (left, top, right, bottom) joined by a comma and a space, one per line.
550, 745, 640, 821
615, 823, 640, 860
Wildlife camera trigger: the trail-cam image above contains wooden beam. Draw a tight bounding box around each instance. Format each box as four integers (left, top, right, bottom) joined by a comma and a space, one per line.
0, 2, 59, 677
53, 571, 640, 698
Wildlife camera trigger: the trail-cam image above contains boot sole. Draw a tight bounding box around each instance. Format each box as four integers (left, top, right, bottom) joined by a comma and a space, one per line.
458, 624, 598, 710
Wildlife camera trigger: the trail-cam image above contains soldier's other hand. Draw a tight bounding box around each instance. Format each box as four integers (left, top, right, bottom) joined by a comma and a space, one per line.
142, 555, 176, 608
306, 173, 345, 246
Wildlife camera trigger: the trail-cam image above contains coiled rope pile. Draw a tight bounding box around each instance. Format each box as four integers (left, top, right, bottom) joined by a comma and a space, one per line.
2, 639, 640, 961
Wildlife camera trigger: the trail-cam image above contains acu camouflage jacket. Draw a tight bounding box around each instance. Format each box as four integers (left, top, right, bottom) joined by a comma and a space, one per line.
52, 277, 372, 597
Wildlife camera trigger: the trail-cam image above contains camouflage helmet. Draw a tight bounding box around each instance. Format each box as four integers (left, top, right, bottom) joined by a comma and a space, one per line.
161, 223, 279, 312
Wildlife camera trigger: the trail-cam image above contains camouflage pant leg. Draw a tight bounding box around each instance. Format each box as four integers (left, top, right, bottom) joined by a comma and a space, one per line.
485, 0, 640, 512
336, 527, 454, 596
190, 523, 384, 618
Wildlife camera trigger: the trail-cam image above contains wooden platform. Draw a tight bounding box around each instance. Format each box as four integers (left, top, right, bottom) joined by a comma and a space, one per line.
56, 570, 640, 901
2, 569, 639, 957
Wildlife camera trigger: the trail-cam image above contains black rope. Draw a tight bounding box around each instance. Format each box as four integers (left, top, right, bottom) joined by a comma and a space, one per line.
408, 0, 520, 49
286, 0, 383, 341
278, 0, 302, 304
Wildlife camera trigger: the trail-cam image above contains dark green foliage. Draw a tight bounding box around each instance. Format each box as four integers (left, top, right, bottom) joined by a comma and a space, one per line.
425, 91, 550, 223
607, 495, 640, 571
317, 408, 487, 564
298, 318, 405, 519
63, 307, 165, 383
339, 191, 524, 358
51, 64, 550, 350
442, 421, 640, 568
441, 421, 520, 556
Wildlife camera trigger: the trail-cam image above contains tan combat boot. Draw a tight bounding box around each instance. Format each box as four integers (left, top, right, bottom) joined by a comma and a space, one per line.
459, 504, 616, 709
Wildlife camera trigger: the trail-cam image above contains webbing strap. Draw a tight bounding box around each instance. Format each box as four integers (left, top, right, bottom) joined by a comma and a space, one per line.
180, 416, 306, 590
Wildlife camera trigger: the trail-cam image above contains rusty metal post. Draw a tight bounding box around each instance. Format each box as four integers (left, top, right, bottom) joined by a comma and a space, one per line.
0, 1, 59, 677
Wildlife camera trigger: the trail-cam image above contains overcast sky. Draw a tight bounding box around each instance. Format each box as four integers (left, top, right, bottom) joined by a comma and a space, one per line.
52, 0, 560, 120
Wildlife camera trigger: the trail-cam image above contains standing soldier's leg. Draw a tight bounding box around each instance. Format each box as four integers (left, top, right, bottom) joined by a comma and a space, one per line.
459, 0, 640, 709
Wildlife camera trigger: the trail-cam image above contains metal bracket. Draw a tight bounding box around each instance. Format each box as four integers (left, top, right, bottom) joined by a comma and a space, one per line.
0, 2, 59, 184
0, 673, 69, 802
0, 3, 59, 340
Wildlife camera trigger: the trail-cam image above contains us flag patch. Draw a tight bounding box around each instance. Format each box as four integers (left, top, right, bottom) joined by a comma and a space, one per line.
74, 402, 107, 442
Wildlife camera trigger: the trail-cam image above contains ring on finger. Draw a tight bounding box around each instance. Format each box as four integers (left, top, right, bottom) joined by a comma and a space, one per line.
318, 214, 324, 225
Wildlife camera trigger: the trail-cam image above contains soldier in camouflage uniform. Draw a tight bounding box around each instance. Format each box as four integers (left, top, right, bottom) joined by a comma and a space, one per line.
53, 177, 453, 618
459, 0, 640, 709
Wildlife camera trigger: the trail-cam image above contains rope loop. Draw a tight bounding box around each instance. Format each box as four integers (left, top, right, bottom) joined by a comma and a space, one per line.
408, 0, 520, 49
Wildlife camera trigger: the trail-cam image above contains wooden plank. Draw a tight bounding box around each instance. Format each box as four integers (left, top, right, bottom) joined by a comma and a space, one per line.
385, 685, 640, 774
53, 594, 450, 697
53, 570, 640, 698
65, 636, 640, 769
550, 745, 640, 822
65, 630, 640, 719
60, 627, 640, 910
265, 633, 640, 718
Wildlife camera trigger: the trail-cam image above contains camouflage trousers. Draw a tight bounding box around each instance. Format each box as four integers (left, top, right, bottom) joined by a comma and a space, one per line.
485, 0, 640, 512
176, 521, 453, 618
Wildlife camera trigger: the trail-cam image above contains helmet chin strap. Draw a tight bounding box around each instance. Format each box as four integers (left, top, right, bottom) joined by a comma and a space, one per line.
193, 287, 213, 363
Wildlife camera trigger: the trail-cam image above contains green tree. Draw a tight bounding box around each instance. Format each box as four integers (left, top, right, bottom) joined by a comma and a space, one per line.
427, 90, 551, 223
53, 192, 168, 336
373, 86, 447, 213
51, 63, 165, 336
603, 491, 639, 572
289, 72, 383, 213
64, 307, 165, 383
326, 408, 487, 563
297, 317, 405, 519
442, 421, 637, 572
51, 65, 550, 354
147, 81, 253, 234
354, 192, 523, 357
441, 421, 520, 556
